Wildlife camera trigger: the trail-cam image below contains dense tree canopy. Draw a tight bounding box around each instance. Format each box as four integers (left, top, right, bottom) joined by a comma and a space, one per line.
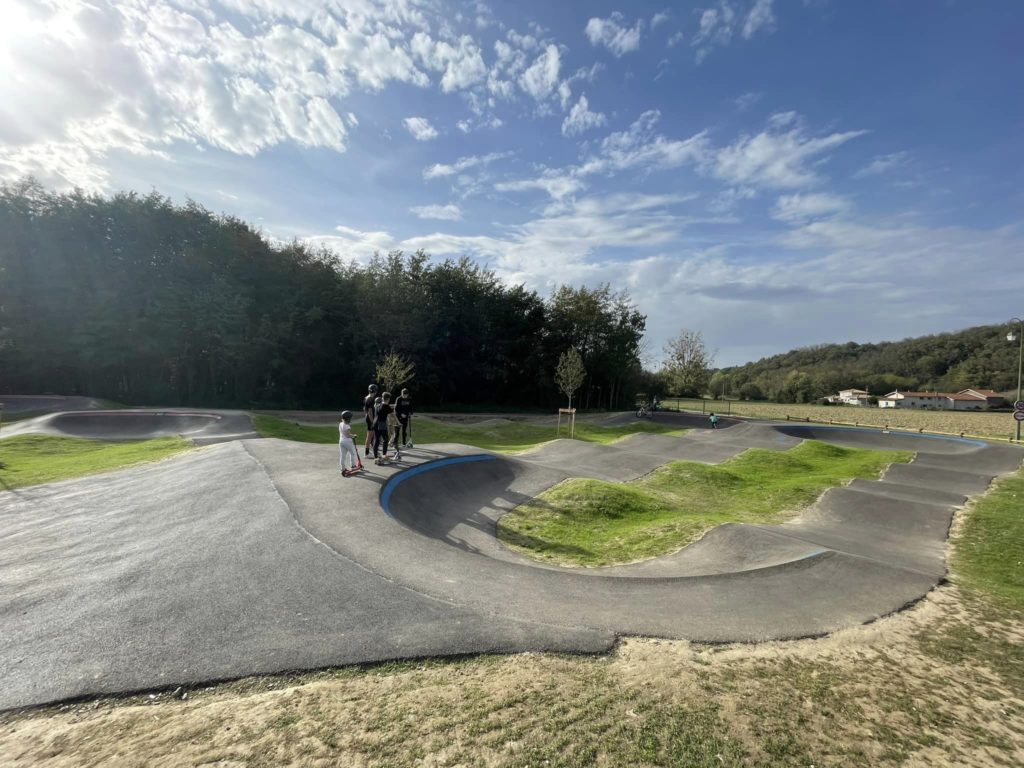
0, 180, 647, 410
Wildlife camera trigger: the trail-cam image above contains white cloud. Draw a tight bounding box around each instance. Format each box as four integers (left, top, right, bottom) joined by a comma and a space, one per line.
711, 117, 866, 189
742, 0, 776, 39
403, 116, 438, 141
518, 44, 561, 101
651, 11, 671, 29
495, 171, 586, 201
668, 31, 685, 47
0, 0, 439, 190
692, 0, 777, 62
410, 203, 462, 220
708, 186, 757, 213
584, 110, 710, 176
772, 193, 850, 223
304, 224, 396, 261
734, 91, 762, 111
585, 13, 643, 57
854, 151, 909, 178
497, 110, 709, 202
410, 32, 487, 93
423, 151, 511, 179
456, 115, 504, 134
561, 94, 607, 137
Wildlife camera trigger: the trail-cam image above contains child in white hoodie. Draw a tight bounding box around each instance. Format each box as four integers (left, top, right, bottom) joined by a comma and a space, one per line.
339, 410, 362, 475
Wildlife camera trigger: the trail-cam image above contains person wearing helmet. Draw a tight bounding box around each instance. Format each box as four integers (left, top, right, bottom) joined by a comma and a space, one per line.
363, 384, 378, 457
338, 410, 362, 476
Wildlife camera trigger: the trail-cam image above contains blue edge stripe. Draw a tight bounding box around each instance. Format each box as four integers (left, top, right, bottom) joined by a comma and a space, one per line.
379, 454, 496, 516
781, 424, 988, 448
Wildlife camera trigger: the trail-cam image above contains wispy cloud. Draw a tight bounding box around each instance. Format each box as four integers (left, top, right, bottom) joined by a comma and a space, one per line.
403, 116, 439, 141
772, 193, 850, 223
693, 0, 777, 63
561, 94, 607, 137
585, 13, 644, 57
734, 91, 762, 111
518, 44, 561, 100
410, 203, 462, 220
711, 116, 866, 189
423, 151, 512, 179
854, 151, 909, 178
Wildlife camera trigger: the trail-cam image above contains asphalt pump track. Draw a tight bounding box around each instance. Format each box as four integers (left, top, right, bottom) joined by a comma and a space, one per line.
1, 409, 1020, 710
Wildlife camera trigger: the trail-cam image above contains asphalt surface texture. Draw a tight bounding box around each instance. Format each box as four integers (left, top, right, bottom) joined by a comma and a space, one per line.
1, 407, 1021, 711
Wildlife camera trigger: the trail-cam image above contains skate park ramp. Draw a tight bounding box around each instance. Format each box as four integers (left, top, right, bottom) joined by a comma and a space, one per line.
2, 416, 1022, 711
0, 394, 107, 414
1, 408, 257, 444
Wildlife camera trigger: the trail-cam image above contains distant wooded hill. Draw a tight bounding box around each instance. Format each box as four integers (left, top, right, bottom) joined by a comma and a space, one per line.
713, 325, 1018, 404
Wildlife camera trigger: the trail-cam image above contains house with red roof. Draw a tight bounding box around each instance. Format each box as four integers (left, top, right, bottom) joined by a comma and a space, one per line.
878, 389, 997, 410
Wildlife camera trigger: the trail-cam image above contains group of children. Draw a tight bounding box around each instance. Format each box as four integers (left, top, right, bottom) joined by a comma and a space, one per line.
338, 384, 413, 476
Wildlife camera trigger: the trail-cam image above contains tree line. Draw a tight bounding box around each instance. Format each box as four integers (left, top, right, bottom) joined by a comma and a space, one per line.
0, 180, 647, 410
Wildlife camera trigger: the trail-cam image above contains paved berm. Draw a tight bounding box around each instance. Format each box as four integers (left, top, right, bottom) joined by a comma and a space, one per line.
1, 408, 1020, 711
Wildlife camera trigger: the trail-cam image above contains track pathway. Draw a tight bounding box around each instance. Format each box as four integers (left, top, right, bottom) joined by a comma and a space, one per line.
0, 411, 1020, 710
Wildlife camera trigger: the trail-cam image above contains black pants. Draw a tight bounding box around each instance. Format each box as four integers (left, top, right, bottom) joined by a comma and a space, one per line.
374, 428, 389, 457
396, 415, 409, 444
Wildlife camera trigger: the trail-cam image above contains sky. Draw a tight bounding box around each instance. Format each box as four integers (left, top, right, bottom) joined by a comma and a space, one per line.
1, 0, 1022, 367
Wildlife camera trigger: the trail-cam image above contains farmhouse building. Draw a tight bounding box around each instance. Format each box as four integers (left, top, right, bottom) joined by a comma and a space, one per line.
959, 388, 1005, 407
827, 388, 871, 405
878, 390, 992, 410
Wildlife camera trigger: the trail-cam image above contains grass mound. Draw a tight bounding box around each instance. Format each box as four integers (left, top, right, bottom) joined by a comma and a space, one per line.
498, 441, 913, 567
252, 413, 686, 453
0, 435, 191, 490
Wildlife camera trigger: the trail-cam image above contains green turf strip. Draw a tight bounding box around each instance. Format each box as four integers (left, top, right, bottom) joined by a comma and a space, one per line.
251, 413, 686, 453
497, 441, 913, 567
0, 435, 192, 490
953, 471, 1024, 610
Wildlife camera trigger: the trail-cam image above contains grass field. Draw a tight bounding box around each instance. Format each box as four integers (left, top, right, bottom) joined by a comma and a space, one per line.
663, 398, 1019, 440
953, 473, 1024, 606
498, 441, 912, 567
0, 435, 192, 490
252, 413, 687, 453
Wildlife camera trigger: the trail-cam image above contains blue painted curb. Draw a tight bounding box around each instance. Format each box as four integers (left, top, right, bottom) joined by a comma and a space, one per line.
379, 454, 497, 515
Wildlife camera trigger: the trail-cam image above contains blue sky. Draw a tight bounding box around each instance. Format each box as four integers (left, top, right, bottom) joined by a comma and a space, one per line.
1, 0, 1022, 366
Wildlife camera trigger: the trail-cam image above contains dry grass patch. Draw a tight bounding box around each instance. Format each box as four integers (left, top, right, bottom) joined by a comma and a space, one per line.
2, 585, 1022, 768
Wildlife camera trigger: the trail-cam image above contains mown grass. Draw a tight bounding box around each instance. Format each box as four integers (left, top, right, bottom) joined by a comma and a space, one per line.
498, 441, 913, 567
251, 412, 686, 453
0, 434, 192, 490
952, 471, 1024, 609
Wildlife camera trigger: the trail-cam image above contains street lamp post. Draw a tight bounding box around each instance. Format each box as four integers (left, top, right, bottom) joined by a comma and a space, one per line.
1009, 318, 1023, 442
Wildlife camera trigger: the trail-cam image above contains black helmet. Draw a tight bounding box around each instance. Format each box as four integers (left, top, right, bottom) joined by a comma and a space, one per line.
368, 383, 378, 393
341, 410, 352, 420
